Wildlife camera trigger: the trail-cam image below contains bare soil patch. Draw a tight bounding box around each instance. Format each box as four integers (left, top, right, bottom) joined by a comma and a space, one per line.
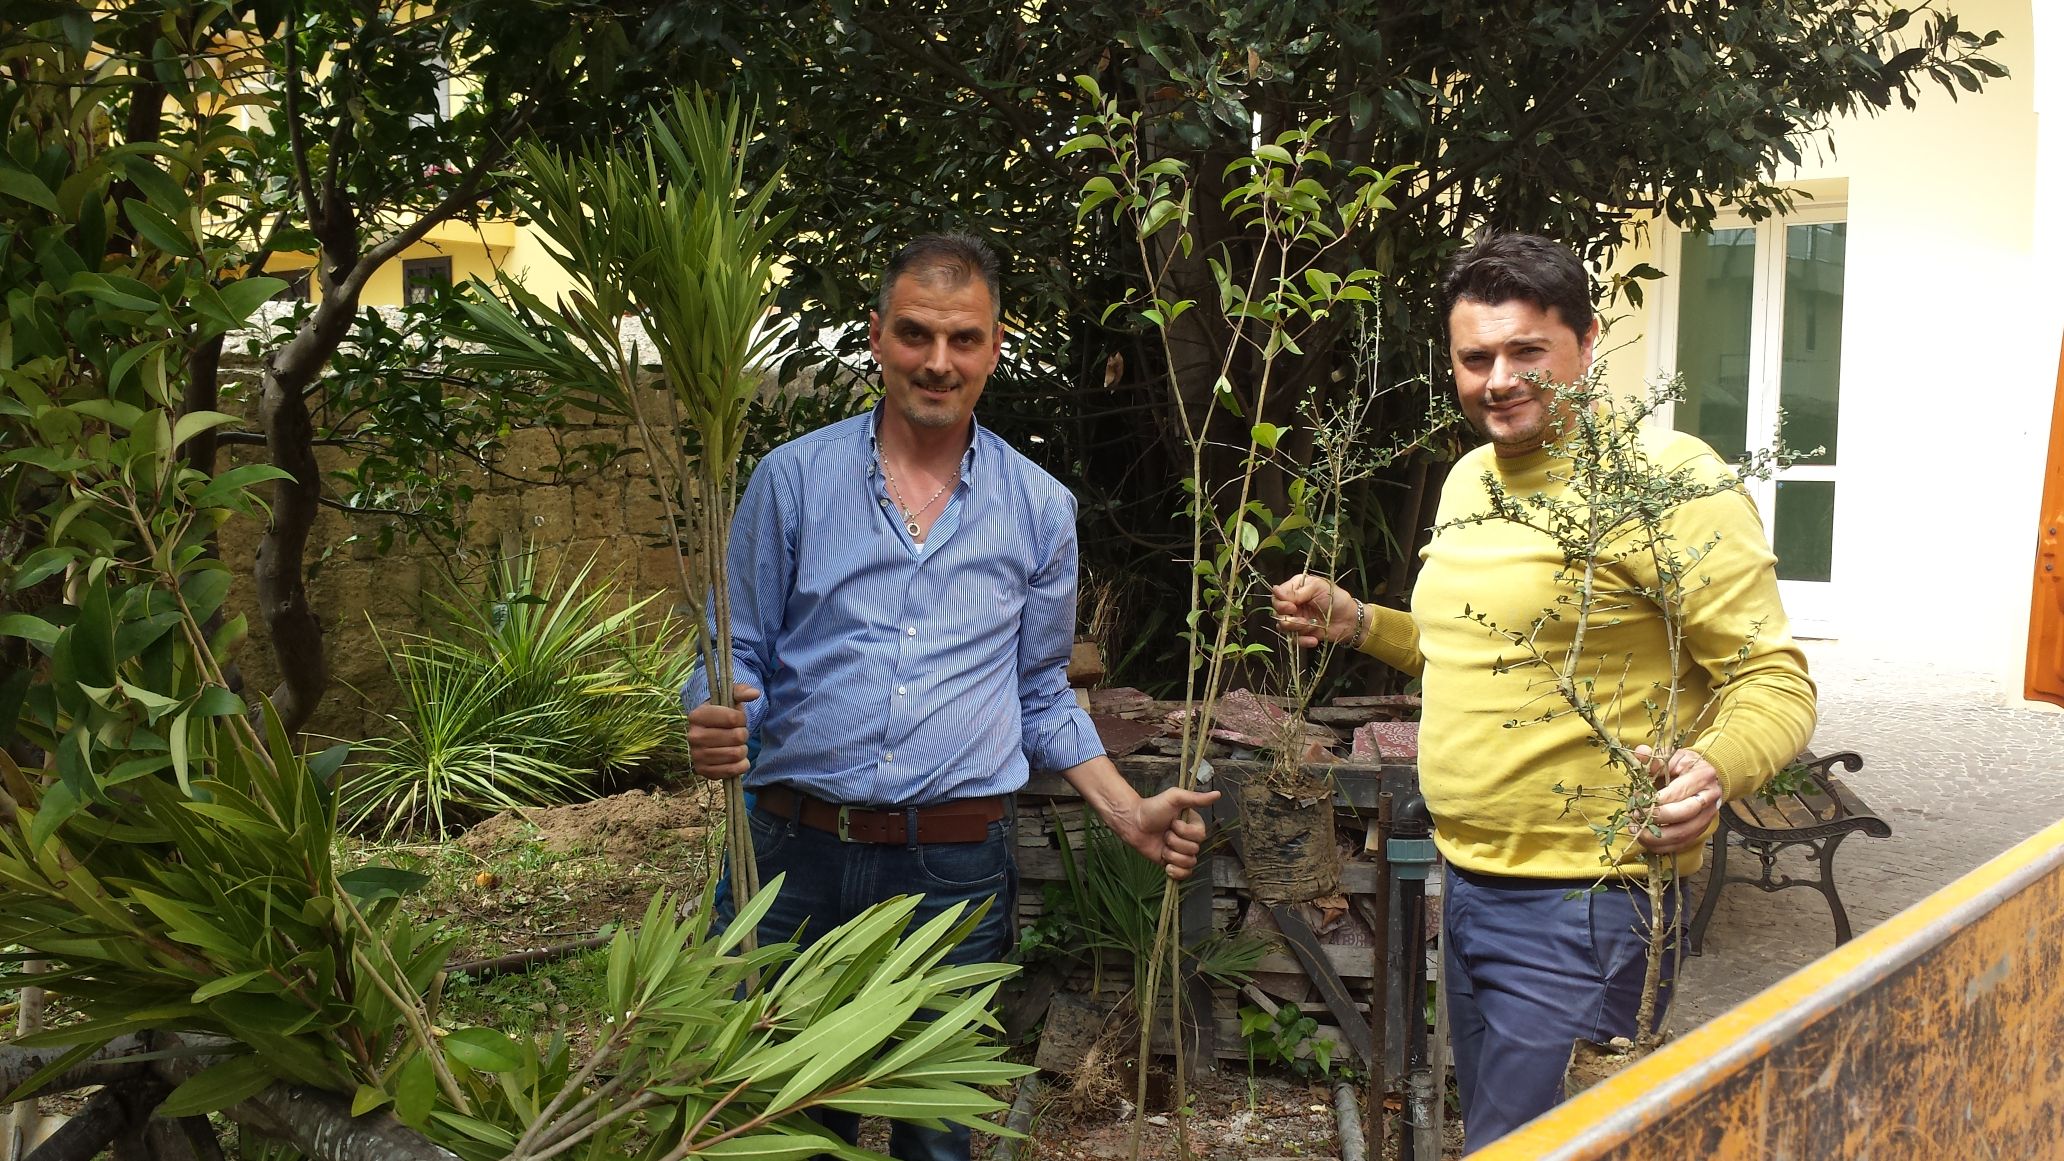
365, 785, 721, 962
459, 784, 716, 860
1019, 1070, 1341, 1160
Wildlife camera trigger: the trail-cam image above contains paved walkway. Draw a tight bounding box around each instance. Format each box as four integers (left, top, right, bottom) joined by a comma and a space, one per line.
1672, 641, 2064, 1027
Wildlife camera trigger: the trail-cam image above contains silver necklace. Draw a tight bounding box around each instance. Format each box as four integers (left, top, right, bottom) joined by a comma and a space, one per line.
880, 457, 957, 538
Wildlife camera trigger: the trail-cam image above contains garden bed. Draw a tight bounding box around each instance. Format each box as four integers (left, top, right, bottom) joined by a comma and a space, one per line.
344, 737, 1462, 1158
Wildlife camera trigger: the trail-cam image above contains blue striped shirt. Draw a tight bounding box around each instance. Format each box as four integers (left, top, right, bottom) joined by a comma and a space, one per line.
681, 408, 1105, 805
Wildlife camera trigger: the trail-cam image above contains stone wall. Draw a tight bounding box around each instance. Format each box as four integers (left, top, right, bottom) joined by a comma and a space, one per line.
214, 383, 692, 743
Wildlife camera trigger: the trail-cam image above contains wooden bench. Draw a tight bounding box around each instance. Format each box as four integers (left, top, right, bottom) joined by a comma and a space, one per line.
1686, 750, 1892, 956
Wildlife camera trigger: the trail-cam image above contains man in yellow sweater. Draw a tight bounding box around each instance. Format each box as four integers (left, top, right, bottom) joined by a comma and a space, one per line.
1272, 233, 1816, 1150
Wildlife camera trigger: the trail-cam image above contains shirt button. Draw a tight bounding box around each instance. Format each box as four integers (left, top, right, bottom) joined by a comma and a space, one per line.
897, 685, 907, 695
906, 626, 917, 637
884, 751, 895, 762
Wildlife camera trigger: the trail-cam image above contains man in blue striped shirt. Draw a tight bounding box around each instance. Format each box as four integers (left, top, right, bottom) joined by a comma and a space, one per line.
685, 234, 1215, 1161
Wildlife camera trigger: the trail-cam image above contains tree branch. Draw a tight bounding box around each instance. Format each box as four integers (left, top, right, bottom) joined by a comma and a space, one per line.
447, 934, 611, 983
281, 7, 319, 224
24, 1075, 169, 1161
0, 1036, 156, 1100
357, 134, 519, 274
1394, 0, 1670, 221
0, 1037, 456, 1161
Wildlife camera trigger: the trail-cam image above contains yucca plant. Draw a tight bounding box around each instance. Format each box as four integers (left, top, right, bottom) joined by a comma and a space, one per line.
450, 89, 786, 922
446, 550, 695, 776
342, 550, 694, 837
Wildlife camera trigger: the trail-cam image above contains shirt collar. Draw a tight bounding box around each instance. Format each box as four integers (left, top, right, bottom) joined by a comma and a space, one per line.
863, 403, 983, 484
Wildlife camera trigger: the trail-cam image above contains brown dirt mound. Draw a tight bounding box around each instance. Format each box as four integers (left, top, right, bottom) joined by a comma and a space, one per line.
460, 787, 715, 861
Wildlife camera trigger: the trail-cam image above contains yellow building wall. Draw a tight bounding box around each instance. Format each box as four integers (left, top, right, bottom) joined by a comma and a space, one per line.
355, 238, 510, 306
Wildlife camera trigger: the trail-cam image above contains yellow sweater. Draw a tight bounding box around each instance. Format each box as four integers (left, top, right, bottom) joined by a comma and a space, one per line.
1360, 429, 1817, 879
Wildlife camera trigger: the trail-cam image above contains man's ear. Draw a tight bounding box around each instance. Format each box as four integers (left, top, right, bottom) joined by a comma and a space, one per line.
1579, 316, 1601, 368
868, 309, 883, 355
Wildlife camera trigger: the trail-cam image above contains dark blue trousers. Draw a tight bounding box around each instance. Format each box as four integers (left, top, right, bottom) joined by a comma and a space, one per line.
714, 801, 1018, 1161
1442, 867, 1682, 1152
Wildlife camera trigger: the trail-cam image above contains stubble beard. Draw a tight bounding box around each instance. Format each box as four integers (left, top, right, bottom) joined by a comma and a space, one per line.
1478, 390, 1562, 452
899, 377, 964, 430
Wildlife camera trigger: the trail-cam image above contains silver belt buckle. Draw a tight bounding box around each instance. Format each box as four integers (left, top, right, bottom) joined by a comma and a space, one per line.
837, 804, 854, 843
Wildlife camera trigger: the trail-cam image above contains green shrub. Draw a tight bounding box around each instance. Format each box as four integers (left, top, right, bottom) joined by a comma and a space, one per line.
1036, 809, 1272, 1001
342, 550, 695, 836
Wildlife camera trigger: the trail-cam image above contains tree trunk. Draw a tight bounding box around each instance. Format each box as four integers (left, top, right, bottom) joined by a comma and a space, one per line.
0, 1038, 462, 1161
20, 1081, 152, 1161
254, 276, 364, 734
447, 934, 611, 982
182, 335, 226, 476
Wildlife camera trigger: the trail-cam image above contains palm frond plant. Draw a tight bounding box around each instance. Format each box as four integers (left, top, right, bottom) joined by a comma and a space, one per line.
449, 90, 787, 925
446, 548, 695, 776
342, 637, 591, 837
477, 880, 1033, 1161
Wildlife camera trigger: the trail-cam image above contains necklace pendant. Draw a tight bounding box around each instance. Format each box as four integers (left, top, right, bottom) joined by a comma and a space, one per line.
906, 518, 922, 537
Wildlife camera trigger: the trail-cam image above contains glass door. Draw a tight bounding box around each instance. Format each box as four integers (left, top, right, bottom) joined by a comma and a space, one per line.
1660, 210, 1846, 636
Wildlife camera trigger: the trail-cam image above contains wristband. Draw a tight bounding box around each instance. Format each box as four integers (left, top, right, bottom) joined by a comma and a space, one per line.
1349, 599, 1366, 648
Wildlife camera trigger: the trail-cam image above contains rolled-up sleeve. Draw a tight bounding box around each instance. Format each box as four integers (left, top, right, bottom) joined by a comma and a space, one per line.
1017, 494, 1104, 772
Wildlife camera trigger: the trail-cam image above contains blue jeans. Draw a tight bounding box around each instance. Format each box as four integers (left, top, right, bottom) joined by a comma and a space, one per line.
1442, 868, 1682, 1152
714, 800, 1019, 1161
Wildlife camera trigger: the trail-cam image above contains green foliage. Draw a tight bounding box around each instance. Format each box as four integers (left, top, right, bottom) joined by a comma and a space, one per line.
0, 32, 486, 1111
1073, 89, 1420, 1133
638, 0, 2004, 698
1042, 809, 1271, 1001
0, 0, 719, 736
0, 9, 288, 826
0, 15, 1024, 1158
0, 713, 452, 1111
341, 549, 695, 837
1758, 759, 1817, 803
473, 881, 1033, 1161
1071, 94, 1411, 752
1238, 1003, 1342, 1081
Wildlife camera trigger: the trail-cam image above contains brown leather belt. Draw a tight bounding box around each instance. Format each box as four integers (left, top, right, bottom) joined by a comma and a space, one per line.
756, 785, 1005, 844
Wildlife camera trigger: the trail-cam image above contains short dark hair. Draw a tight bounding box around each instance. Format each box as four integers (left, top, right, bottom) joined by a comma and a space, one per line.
877, 233, 1003, 320
1439, 232, 1594, 338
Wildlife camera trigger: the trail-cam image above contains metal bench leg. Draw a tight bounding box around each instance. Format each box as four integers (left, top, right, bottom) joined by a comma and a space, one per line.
1687, 819, 1732, 957
1814, 833, 1856, 945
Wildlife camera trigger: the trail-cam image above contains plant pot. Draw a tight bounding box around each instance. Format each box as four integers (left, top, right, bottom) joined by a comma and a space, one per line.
1238, 774, 1341, 904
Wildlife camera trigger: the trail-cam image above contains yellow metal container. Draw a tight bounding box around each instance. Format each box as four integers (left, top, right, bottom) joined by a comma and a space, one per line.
1472, 815, 2064, 1158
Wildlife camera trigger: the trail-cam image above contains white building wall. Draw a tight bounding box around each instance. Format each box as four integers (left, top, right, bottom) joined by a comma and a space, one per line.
1606, 0, 2049, 696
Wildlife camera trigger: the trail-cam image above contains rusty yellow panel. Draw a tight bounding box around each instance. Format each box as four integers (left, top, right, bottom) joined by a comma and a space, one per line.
1472, 815, 2064, 1159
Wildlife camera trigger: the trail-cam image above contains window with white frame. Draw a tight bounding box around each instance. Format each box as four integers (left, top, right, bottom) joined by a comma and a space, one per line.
1654, 206, 1847, 628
